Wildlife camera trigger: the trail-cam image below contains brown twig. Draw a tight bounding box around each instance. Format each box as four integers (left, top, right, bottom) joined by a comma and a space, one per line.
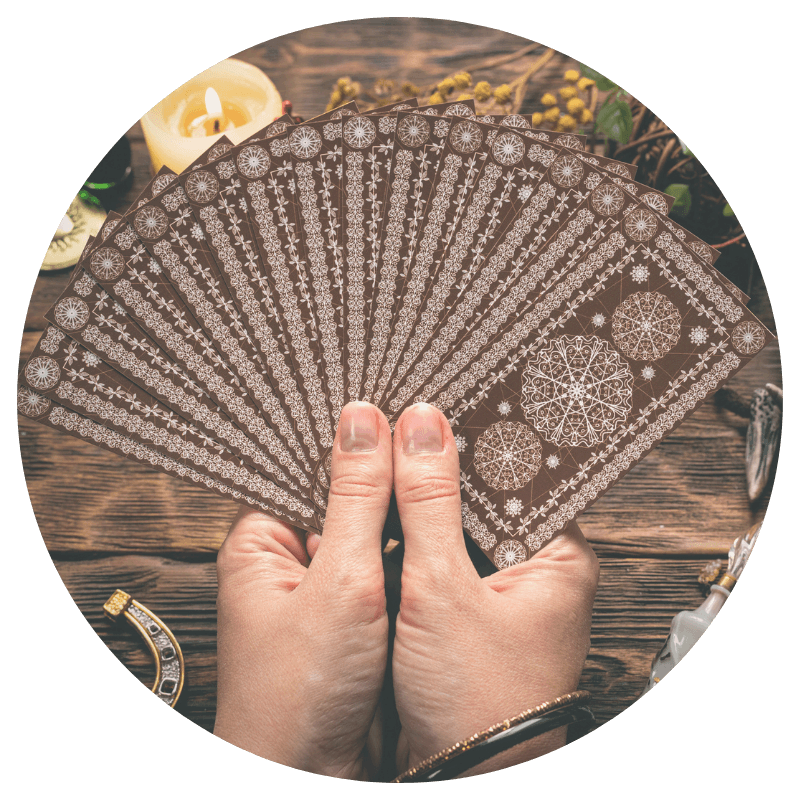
714, 232, 747, 249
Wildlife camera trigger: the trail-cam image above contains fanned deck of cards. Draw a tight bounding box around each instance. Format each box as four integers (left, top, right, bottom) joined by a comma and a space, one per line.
19, 96, 774, 569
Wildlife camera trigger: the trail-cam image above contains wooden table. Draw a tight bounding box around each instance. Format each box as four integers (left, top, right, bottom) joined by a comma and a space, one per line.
19, 19, 780, 748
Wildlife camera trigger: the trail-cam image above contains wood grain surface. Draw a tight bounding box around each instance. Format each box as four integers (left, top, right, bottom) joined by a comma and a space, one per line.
18, 18, 781, 767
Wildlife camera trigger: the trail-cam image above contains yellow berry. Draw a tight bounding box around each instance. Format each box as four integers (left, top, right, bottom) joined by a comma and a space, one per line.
566, 97, 585, 115
564, 69, 580, 82
330, 89, 343, 107
453, 72, 472, 89
494, 84, 512, 103
428, 92, 445, 105
456, 93, 472, 102
474, 81, 492, 101
337, 77, 350, 89
402, 81, 420, 96
577, 77, 596, 91
541, 92, 557, 106
580, 108, 594, 124
543, 106, 561, 122
559, 85, 578, 100
531, 111, 544, 126
438, 77, 456, 95
557, 114, 577, 132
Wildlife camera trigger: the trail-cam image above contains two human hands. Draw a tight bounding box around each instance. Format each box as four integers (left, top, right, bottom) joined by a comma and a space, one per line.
214, 402, 599, 779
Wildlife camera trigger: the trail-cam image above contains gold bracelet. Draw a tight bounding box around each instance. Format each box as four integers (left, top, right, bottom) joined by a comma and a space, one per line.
103, 590, 185, 707
392, 690, 591, 782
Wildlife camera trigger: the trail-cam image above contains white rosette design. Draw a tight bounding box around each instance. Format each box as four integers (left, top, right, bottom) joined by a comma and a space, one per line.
17, 387, 50, 418
54, 297, 90, 331
732, 321, 766, 355
397, 115, 430, 148
449, 120, 483, 153
641, 192, 669, 215
443, 103, 474, 117
591, 184, 624, 216
501, 114, 531, 129
493, 539, 528, 569
612, 292, 681, 361
134, 205, 168, 239
25, 356, 60, 390
551, 154, 584, 187
237, 145, 271, 178
473, 421, 542, 490
492, 131, 525, 165
90, 247, 126, 280
343, 116, 377, 149
624, 208, 658, 241
522, 335, 633, 447
289, 126, 323, 159
185, 170, 220, 203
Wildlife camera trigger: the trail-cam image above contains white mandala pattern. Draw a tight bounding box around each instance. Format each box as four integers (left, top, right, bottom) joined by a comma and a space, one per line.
185, 170, 219, 203
343, 116, 376, 149
330, 108, 356, 119
631, 264, 649, 283
501, 114, 531, 129
641, 365, 656, 380
612, 292, 681, 361
690, 240, 714, 261
90, 247, 126, 280
518, 185, 534, 202
625, 208, 658, 242
494, 539, 527, 570
443, 103, 474, 117
17, 387, 50, 418
454, 434, 467, 453
134, 206, 168, 239
554, 134, 583, 149
522, 335, 633, 447
591, 184, 624, 215
689, 326, 708, 346
449, 121, 482, 153
551, 155, 584, 187
498, 401, 512, 416
207, 141, 232, 160
546, 454, 560, 469
592, 313, 606, 327
397, 115, 430, 147
289, 126, 322, 159
237, 145, 270, 178
732, 321, 766, 355
473, 421, 542, 490
25, 356, 60, 390
641, 192, 669, 215
492, 132, 525, 166
54, 297, 89, 331
151, 173, 176, 195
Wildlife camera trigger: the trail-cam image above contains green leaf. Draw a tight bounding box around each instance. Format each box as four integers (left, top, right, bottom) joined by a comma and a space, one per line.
579, 63, 617, 92
722, 203, 735, 217
665, 184, 692, 217
595, 101, 633, 144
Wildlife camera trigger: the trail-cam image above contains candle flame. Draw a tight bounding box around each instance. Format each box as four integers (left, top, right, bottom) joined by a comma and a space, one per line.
205, 87, 223, 119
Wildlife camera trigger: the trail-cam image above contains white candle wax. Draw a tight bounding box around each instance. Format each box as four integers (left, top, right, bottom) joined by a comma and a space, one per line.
140, 58, 282, 173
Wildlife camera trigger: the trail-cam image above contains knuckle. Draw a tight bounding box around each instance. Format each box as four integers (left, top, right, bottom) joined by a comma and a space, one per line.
328, 466, 390, 502
398, 471, 461, 506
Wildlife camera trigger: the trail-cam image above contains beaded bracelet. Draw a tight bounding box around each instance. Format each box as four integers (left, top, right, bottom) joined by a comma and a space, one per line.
392, 690, 593, 782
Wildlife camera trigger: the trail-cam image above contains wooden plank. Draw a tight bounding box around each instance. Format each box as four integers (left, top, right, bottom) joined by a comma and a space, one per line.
53, 554, 723, 734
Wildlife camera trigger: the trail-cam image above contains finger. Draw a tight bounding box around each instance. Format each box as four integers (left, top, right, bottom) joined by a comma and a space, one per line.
305, 532, 322, 560
219, 506, 310, 567
393, 403, 477, 587
305, 402, 393, 588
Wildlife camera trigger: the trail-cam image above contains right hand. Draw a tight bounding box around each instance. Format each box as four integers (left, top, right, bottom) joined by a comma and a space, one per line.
390, 403, 600, 775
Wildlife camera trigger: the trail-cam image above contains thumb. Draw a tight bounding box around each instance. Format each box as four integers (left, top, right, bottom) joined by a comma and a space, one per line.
305, 402, 393, 591
393, 403, 477, 587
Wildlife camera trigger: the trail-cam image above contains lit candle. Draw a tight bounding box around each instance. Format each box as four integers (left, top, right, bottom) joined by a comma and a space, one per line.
140, 59, 282, 173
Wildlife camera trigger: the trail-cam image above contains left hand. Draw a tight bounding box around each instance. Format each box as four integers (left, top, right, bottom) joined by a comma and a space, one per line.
214, 402, 393, 779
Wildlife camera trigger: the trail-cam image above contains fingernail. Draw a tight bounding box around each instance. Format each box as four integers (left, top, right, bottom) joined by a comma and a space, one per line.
340, 402, 379, 453
402, 403, 444, 455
